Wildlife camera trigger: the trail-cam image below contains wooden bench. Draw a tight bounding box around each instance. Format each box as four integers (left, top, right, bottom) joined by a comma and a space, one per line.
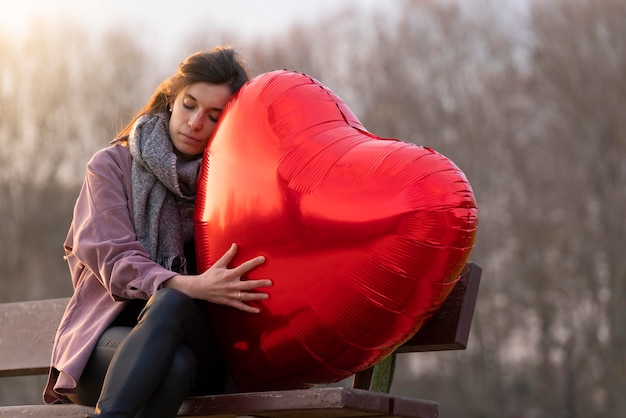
0, 262, 481, 417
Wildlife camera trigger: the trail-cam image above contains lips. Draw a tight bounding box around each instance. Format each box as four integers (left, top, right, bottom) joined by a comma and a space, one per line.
179, 132, 203, 144
176, 132, 206, 157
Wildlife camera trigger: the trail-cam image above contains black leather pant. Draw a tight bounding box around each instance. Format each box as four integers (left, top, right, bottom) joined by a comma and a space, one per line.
71, 288, 227, 418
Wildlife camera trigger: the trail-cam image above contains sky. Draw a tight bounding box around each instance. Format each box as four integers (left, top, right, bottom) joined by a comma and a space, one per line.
0, 0, 387, 53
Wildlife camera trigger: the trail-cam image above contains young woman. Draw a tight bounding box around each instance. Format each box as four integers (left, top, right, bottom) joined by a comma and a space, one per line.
43, 46, 272, 418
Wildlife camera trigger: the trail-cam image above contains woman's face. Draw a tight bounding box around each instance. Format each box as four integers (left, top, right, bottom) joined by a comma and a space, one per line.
168, 82, 232, 158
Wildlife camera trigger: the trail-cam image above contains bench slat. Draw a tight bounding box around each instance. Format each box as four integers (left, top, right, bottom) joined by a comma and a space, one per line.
178, 388, 437, 418
0, 404, 94, 417
397, 261, 482, 353
0, 298, 67, 377
0, 388, 437, 418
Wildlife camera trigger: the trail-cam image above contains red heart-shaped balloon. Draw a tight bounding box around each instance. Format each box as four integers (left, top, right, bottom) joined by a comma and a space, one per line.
194, 70, 477, 391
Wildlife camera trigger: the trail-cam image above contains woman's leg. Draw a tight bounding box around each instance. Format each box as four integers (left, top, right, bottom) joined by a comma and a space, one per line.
135, 344, 196, 418
90, 288, 221, 418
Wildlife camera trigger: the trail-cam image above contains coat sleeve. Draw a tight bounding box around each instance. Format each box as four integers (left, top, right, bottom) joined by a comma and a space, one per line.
65, 144, 176, 301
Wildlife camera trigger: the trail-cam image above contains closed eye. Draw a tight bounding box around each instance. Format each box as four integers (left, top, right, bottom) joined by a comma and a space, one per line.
183, 96, 196, 110
181, 92, 222, 122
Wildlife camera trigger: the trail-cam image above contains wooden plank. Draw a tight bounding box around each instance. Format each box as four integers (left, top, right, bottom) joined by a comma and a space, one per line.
180, 387, 388, 417
0, 380, 439, 417
178, 388, 437, 418
0, 389, 438, 418
0, 298, 67, 377
396, 261, 482, 353
0, 404, 94, 417
391, 395, 439, 418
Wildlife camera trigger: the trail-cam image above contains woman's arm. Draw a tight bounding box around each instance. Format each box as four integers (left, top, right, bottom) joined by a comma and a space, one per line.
68, 144, 271, 311
67, 145, 176, 300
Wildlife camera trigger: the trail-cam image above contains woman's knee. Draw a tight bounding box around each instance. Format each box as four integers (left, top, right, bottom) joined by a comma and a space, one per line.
138, 288, 197, 328
145, 288, 191, 312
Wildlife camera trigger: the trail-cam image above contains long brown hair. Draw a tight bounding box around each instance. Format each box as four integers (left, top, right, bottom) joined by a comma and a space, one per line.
117, 46, 250, 138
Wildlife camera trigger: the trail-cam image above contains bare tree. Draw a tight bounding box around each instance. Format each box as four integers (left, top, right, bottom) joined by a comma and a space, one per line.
354, 1, 538, 415
525, 0, 626, 416
0, 22, 153, 404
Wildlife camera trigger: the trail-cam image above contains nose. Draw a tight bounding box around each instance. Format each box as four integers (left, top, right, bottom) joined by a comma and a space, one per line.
188, 111, 204, 131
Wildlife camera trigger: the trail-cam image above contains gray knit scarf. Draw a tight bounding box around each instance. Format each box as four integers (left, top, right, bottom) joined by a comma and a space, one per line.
128, 113, 200, 274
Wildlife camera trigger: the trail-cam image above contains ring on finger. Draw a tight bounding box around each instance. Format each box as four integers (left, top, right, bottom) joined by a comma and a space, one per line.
237, 291, 242, 302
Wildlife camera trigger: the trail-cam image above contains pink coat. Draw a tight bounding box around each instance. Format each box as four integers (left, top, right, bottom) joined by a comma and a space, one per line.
44, 140, 177, 404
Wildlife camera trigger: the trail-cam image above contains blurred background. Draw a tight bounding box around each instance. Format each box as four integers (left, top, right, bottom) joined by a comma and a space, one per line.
1, 0, 624, 416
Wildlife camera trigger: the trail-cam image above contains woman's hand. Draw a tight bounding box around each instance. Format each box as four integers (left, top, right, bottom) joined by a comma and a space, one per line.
163, 243, 271, 313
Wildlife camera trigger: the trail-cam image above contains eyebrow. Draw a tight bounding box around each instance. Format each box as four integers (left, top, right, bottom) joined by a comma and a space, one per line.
184, 93, 223, 112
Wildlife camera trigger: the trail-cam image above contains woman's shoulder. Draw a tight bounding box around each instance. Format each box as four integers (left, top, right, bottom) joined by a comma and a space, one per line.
87, 137, 131, 172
